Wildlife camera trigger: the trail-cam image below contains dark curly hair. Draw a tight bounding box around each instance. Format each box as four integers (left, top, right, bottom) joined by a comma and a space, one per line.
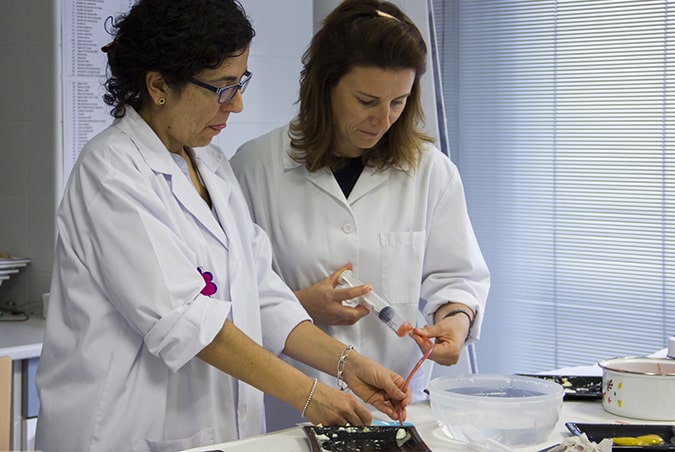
289, 0, 432, 173
103, 0, 255, 118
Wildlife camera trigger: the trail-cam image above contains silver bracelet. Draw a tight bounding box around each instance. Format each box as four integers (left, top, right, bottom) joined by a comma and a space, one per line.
301, 378, 319, 418
336, 345, 354, 391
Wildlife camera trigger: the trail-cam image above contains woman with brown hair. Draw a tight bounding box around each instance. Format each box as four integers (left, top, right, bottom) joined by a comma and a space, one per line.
231, 0, 489, 427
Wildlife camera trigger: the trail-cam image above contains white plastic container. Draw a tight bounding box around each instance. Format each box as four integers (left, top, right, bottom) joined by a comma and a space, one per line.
428, 374, 564, 447
598, 357, 675, 421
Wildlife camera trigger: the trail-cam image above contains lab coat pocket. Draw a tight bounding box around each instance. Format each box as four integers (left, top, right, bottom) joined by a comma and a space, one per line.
379, 231, 425, 305
130, 427, 216, 452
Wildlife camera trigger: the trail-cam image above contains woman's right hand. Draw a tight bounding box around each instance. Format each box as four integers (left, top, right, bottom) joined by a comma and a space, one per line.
302, 381, 375, 426
300, 351, 410, 426
294, 264, 370, 325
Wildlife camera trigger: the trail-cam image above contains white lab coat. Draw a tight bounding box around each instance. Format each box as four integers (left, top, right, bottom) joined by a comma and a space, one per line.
231, 124, 490, 399
35, 109, 310, 452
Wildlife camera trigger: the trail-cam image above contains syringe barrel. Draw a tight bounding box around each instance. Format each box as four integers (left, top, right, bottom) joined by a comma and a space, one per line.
339, 270, 389, 312
339, 270, 408, 335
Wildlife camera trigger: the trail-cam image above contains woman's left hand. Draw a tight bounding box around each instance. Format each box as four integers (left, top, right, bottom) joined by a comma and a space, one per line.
342, 352, 412, 422
294, 264, 370, 326
413, 314, 469, 366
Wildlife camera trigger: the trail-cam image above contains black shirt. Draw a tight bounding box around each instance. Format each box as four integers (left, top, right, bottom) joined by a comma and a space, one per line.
333, 158, 365, 197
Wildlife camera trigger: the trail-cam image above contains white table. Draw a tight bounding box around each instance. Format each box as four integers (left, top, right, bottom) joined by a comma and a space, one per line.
182, 350, 673, 451
0, 317, 44, 361
181, 397, 670, 451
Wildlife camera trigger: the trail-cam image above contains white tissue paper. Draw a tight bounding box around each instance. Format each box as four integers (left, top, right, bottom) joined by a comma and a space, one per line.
549, 433, 612, 452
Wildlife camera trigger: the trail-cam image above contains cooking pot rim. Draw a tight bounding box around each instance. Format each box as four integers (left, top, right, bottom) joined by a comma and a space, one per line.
598, 356, 675, 376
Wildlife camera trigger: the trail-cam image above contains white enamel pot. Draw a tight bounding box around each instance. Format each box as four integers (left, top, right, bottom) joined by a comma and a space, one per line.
598, 357, 675, 421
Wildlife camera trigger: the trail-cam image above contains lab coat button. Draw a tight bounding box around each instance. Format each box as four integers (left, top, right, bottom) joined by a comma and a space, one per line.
238, 405, 247, 417
341, 223, 354, 234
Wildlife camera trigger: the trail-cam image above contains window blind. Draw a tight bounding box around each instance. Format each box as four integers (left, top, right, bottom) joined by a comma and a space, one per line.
433, 0, 675, 373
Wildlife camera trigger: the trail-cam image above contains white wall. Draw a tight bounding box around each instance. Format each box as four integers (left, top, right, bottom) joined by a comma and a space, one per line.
0, 0, 58, 311
213, 0, 313, 158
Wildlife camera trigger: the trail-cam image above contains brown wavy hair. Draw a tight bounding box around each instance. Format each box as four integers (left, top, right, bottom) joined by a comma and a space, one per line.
289, 0, 434, 172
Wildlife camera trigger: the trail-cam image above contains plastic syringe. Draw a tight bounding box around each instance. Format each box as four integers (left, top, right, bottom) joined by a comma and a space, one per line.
339, 270, 411, 336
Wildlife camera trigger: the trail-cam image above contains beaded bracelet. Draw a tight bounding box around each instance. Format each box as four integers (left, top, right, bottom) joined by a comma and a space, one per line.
336, 345, 354, 391
301, 378, 319, 418
442, 309, 475, 342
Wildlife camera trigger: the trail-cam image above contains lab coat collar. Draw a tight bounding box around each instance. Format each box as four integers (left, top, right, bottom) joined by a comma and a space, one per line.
281, 149, 341, 203
281, 144, 392, 205
116, 108, 230, 249
116, 108, 177, 175
348, 165, 390, 204
281, 146, 303, 170
191, 144, 226, 174
115, 108, 226, 175
194, 151, 234, 247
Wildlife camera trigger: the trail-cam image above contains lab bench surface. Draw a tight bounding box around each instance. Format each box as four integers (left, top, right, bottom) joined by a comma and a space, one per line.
0, 316, 44, 361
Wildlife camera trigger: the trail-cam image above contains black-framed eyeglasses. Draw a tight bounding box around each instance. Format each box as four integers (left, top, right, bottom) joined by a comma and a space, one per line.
188, 70, 253, 104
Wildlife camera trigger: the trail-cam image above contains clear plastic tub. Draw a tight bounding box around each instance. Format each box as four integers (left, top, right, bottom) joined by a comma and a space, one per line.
428, 374, 564, 447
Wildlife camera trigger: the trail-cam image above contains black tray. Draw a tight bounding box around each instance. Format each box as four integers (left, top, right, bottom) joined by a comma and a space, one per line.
516, 374, 603, 400
566, 422, 675, 450
303, 425, 431, 452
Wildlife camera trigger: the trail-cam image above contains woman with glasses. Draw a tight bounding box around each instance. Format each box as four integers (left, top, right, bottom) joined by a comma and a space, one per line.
34, 0, 410, 450
231, 0, 490, 429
